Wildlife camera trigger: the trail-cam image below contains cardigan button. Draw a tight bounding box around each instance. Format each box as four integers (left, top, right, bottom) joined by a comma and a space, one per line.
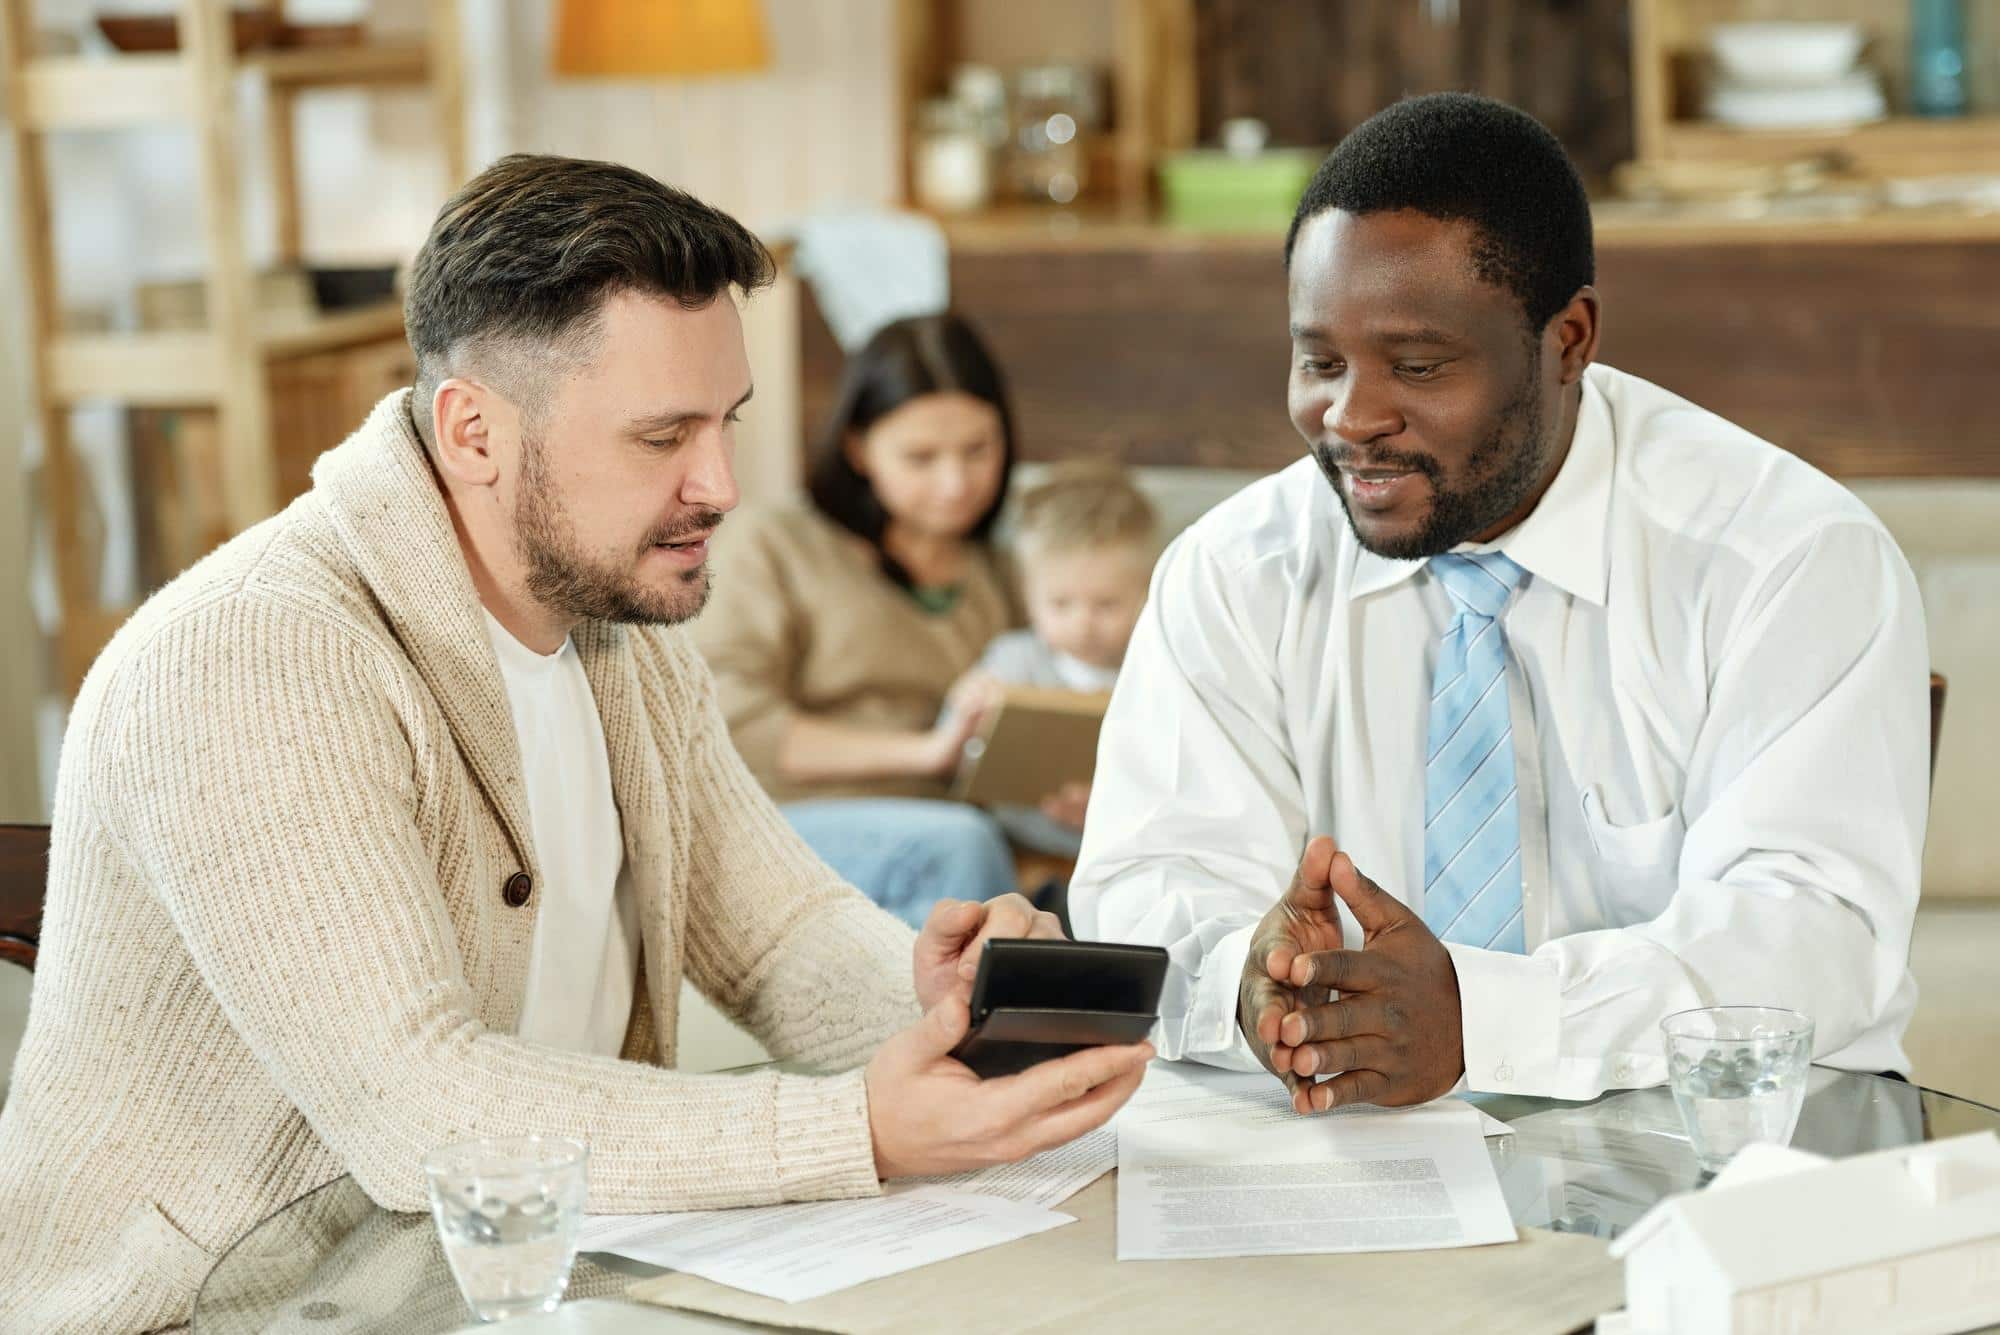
502, 871, 533, 907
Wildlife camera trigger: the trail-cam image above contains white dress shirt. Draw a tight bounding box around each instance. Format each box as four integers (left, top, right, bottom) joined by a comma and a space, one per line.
484, 610, 640, 1057
1070, 364, 1927, 1101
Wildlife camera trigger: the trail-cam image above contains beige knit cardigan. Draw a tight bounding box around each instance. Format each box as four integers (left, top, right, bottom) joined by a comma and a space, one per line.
0, 392, 920, 1335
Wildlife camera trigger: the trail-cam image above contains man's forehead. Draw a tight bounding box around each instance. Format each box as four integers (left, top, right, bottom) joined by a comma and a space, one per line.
581, 291, 749, 375
1294, 207, 1483, 260
1288, 210, 1506, 329
596, 285, 743, 338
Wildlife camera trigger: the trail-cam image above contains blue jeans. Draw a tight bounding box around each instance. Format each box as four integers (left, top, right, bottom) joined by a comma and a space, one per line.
782, 798, 1017, 929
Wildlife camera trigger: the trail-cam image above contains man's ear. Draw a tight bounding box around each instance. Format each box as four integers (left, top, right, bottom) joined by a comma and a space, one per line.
432, 377, 501, 488
1549, 286, 1600, 386
841, 429, 869, 477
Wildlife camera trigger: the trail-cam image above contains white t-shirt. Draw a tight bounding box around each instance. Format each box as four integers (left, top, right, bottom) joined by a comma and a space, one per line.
483, 610, 639, 1057
1051, 650, 1119, 693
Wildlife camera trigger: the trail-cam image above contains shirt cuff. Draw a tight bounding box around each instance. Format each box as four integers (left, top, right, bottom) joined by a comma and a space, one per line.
1446, 943, 1561, 1095
1180, 924, 1264, 1073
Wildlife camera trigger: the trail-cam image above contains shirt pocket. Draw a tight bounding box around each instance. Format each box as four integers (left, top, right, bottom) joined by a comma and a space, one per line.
1579, 786, 1684, 925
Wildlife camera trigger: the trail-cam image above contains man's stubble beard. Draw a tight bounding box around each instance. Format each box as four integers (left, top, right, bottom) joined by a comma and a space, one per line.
1316, 353, 1548, 561
512, 432, 716, 627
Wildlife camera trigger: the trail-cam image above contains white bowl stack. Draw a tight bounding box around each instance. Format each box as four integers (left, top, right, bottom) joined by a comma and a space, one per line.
1704, 21, 1886, 129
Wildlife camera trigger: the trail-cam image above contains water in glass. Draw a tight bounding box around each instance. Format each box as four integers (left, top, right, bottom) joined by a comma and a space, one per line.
1662, 1006, 1813, 1174
424, 1136, 588, 1323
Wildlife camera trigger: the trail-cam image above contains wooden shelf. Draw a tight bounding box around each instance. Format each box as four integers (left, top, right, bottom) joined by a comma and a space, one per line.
1594, 203, 2000, 248
1653, 115, 2000, 176
243, 42, 429, 88
46, 330, 220, 406
930, 201, 2000, 257
42, 299, 408, 405
15, 43, 432, 130
257, 298, 406, 357
17, 54, 190, 128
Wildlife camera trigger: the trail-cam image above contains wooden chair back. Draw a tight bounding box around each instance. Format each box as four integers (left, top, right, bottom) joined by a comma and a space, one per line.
0, 824, 49, 973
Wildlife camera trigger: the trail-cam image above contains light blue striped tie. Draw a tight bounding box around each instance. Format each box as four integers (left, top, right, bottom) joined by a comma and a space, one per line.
1423, 552, 1530, 954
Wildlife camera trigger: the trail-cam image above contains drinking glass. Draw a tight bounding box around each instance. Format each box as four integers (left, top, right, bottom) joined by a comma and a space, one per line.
1662, 1006, 1814, 1173
423, 1135, 588, 1323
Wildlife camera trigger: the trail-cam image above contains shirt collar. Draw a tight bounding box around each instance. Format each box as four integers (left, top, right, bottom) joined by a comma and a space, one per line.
1347, 371, 1613, 607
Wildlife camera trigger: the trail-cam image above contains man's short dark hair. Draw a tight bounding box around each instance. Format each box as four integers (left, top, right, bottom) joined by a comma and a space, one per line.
1284, 93, 1594, 332
404, 153, 774, 434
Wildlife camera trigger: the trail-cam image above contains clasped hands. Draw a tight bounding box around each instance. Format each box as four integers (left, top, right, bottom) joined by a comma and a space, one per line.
865, 837, 1465, 1179
1237, 836, 1468, 1114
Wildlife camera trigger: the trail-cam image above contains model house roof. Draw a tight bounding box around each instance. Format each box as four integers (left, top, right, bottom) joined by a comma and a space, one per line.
1610, 1132, 2000, 1293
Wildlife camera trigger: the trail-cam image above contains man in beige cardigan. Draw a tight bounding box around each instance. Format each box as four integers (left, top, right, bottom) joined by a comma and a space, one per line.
0, 155, 1150, 1334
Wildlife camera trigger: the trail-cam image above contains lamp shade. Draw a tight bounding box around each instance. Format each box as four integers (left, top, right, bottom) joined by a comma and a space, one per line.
554, 0, 771, 78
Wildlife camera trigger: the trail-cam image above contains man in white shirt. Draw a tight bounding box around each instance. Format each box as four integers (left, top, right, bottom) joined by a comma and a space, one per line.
1070, 93, 1927, 1113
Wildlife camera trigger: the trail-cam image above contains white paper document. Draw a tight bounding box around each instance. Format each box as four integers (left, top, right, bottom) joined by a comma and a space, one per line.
1116, 1062, 1518, 1260
892, 1124, 1115, 1208
578, 1186, 1071, 1303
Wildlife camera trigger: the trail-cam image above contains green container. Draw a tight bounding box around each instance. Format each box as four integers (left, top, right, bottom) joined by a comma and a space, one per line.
1157, 148, 1323, 232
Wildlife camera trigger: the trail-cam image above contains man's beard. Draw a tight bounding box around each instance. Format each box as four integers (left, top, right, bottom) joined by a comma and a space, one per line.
1314, 358, 1547, 561
512, 434, 720, 627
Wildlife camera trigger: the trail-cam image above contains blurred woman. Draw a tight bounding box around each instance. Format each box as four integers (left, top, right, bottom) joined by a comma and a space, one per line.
694, 313, 1020, 925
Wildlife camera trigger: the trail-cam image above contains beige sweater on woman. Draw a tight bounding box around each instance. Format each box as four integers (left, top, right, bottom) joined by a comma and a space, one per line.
0, 393, 920, 1335
694, 502, 1014, 803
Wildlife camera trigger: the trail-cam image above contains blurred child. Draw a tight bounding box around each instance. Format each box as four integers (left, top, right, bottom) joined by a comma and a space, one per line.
955, 462, 1161, 858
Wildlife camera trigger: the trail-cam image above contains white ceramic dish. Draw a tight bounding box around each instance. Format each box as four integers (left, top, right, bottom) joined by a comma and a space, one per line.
1705, 70, 1887, 129
1709, 21, 1865, 87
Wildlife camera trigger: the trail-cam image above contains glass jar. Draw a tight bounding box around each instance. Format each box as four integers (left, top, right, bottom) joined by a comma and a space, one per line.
950, 64, 1012, 153
914, 99, 993, 214
1007, 64, 1102, 206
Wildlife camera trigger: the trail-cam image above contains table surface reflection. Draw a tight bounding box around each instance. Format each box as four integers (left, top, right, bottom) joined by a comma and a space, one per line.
192, 1067, 2000, 1334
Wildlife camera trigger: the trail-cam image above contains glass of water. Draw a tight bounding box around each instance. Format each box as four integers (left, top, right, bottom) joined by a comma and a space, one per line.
1662, 1006, 1814, 1174
423, 1135, 589, 1323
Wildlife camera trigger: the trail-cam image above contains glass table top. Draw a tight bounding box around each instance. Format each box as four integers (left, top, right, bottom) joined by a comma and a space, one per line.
192, 1067, 2000, 1334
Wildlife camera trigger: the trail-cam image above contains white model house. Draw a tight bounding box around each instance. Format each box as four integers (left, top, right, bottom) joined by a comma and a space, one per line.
1605, 1132, 2000, 1335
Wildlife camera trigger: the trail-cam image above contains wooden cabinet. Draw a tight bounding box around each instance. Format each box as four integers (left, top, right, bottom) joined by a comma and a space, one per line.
803, 224, 2000, 483
266, 338, 419, 500
126, 337, 416, 594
